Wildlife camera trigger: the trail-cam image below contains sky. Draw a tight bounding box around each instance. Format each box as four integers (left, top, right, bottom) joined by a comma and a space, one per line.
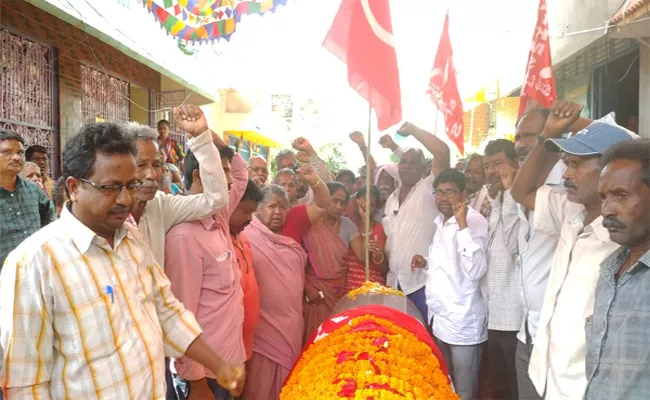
192, 0, 540, 168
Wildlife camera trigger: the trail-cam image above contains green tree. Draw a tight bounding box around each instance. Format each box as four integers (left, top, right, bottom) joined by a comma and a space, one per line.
318, 142, 347, 174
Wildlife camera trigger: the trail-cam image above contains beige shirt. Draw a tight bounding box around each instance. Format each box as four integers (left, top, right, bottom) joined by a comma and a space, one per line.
0, 207, 201, 399
528, 186, 619, 399
139, 130, 228, 268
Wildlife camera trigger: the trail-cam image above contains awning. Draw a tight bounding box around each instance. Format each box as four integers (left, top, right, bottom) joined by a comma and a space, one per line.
226, 130, 283, 148
609, 0, 650, 38
611, 0, 650, 24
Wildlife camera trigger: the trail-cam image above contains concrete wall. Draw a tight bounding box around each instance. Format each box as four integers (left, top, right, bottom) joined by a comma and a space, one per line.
639, 43, 650, 138
548, 0, 622, 65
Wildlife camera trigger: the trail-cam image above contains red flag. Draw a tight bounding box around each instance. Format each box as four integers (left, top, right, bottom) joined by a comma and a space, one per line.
518, 0, 557, 117
427, 12, 464, 155
323, 0, 402, 131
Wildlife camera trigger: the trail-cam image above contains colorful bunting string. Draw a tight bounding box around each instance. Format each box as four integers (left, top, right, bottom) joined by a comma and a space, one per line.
141, 0, 289, 43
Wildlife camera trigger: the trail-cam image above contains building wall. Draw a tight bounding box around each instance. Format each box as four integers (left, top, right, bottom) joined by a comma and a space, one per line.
2, 0, 161, 148
494, 97, 521, 141
463, 103, 489, 148
639, 44, 650, 138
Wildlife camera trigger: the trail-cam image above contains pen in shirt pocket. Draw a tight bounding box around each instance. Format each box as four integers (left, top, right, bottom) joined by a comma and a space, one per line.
106, 285, 114, 304
216, 250, 232, 262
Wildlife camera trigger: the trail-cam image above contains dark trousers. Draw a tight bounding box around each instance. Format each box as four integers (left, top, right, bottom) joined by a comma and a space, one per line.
487, 329, 518, 400
166, 358, 177, 400
174, 376, 233, 400
399, 285, 429, 324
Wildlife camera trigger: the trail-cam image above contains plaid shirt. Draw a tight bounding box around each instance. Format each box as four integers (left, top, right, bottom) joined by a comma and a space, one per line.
0, 206, 202, 399
585, 247, 650, 400
0, 176, 56, 266
485, 189, 523, 331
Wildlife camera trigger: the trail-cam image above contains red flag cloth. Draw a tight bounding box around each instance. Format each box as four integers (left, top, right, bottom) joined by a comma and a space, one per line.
288, 304, 450, 386
518, 0, 557, 117
323, 0, 402, 131
427, 12, 465, 155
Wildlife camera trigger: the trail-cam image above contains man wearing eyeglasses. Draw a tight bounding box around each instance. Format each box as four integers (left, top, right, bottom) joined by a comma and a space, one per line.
412, 168, 488, 400
0, 123, 244, 399
0, 129, 56, 267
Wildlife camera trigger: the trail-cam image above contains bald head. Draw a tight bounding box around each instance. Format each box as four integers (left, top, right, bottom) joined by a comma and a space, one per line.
22, 161, 43, 187
248, 156, 269, 186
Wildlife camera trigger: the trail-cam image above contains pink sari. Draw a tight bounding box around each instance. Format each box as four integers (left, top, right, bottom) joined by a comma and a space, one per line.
302, 221, 349, 343
242, 217, 308, 400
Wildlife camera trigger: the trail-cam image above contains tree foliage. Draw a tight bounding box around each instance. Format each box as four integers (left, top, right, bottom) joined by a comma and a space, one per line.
318, 142, 347, 174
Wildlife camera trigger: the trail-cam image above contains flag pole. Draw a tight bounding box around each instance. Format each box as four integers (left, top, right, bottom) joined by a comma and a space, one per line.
365, 103, 372, 282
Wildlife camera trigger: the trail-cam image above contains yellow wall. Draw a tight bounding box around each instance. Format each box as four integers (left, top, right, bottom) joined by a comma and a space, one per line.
129, 85, 149, 124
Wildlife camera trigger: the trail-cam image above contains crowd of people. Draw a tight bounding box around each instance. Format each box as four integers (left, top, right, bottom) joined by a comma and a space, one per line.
0, 99, 648, 400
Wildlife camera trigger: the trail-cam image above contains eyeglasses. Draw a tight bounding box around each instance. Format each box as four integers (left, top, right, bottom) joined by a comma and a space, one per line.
79, 178, 143, 194
433, 189, 459, 198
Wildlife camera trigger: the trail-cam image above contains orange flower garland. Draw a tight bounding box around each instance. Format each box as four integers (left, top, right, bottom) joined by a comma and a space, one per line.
280, 315, 459, 400
347, 281, 405, 300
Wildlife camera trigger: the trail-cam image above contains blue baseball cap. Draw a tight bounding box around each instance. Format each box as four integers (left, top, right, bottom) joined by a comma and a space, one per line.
544, 122, 633, 156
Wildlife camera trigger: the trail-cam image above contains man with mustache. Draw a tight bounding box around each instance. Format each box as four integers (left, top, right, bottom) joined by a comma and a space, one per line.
482, 138, 522, 400
0, 129, 56, 266
165, 129, 249, 399
382, 121, 450, 323
123, 105, 228, 268
464, 153, 491, 219
584, 139, 650, 400
511, 101, 633, 399
0, 123, 244, 399
412, 168, 488, 400
25, 144, 53, 198
512, 107, 571, 400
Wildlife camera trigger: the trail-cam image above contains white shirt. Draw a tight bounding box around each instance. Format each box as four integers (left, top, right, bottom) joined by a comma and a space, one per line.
139, 130, 228, 268
528, 186, 619, 399
0, 207, 201, 399
425, 208, 489, 345
382, 173, 438, 295
517, 161, 565, 344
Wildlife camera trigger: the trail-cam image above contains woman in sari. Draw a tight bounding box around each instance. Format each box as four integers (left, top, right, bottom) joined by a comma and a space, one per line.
344, 184, 389, 291
243, 165, 331, 400
302, 182, 366, 342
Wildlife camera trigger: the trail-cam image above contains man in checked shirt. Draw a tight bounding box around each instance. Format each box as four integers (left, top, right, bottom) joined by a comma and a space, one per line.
0, 123, 244, 399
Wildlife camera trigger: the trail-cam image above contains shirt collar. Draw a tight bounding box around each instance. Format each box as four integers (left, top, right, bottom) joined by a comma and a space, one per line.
591, 215, 611, 242
61, 205, 129, 253
198, 216, 219, 231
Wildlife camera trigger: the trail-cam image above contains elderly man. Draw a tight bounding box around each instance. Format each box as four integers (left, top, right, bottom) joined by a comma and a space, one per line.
248, 155, 269, 187
123, 105, 228, 268
0, 123, 243, 398
381, 122, 450, 322
512, 101, 634, 399
0, 130, 56, 266
584, 139, 650, 399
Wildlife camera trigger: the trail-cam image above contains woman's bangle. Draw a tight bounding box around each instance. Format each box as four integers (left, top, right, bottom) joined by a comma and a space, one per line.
372, 252, 385, 265
309, 179, 322, 188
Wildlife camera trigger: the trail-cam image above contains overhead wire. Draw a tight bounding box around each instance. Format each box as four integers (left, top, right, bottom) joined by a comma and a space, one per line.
61, 0, 194, 114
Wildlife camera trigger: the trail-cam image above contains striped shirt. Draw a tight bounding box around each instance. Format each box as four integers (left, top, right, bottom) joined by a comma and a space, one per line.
0, 206, 202, 399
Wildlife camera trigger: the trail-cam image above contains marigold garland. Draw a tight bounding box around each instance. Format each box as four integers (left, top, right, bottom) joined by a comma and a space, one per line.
280, 315, 459, 400
347, 281, 405, 300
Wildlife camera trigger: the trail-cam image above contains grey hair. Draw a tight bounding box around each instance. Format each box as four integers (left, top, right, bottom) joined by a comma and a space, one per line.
273, 168, 297, 184
259, 184, 290, 207
122, 122, 159, 141
274, 148, 296, 169
20, 161, 39, 178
